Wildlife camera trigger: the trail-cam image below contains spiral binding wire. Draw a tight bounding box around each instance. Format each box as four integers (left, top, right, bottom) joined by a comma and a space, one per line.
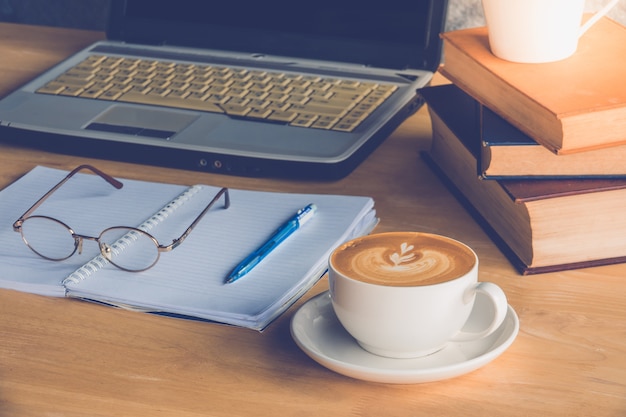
63, 185, 203, 284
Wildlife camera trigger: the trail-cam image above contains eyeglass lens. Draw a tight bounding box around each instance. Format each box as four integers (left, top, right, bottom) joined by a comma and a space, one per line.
99, 227, 160, 271
20, 216, 77, 260
19, 216, 160, 271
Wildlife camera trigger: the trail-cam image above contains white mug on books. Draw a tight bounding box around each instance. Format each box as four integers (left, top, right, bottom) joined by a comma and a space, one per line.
481, 0, 619, 63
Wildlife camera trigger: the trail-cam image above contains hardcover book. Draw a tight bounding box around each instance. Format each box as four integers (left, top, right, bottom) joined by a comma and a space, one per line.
439, 16, 626, 154
481, 104, 626, 179
424, 81, 626, 179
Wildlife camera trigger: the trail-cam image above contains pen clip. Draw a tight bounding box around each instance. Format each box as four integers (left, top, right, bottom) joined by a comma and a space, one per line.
296, 204, 317, 226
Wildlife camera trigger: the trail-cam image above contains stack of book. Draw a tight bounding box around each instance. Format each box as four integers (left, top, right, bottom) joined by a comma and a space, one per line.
420, 16, 626, 274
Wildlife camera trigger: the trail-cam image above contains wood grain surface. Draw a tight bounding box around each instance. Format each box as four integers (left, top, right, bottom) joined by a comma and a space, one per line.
0, 22, 625, 417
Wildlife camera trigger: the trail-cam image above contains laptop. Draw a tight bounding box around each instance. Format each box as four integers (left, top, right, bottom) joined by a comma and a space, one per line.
0, 0, 448, 180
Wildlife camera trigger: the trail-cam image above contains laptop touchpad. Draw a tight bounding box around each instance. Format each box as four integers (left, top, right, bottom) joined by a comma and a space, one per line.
85, 106, 199, 139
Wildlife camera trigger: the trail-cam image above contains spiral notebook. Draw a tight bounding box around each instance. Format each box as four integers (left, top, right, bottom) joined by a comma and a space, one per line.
0, 166, 377, 330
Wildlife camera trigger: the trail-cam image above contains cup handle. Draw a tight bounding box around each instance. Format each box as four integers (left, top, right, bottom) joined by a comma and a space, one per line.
579, 0, 618, 36
450, 282, 508, 343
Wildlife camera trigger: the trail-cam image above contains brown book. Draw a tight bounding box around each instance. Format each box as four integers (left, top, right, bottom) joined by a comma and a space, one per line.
419, 84, 626, 274
438, 16, 626, 155
477, 87, 626, 179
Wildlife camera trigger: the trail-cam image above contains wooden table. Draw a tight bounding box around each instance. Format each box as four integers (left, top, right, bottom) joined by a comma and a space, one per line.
0, 23, 624, 417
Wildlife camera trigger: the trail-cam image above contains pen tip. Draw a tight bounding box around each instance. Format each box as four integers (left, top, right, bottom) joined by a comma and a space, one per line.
225, 271, 243, 284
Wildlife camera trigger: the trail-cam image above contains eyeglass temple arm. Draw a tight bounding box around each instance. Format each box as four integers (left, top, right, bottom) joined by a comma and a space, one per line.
13, 165, 123, 231
163, 187, 230, 251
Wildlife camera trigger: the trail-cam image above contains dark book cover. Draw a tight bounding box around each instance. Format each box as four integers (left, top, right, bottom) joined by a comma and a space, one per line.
482, 105, 536, 147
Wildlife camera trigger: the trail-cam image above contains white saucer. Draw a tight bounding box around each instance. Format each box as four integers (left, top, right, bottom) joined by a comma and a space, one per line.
290, 291, 519, 384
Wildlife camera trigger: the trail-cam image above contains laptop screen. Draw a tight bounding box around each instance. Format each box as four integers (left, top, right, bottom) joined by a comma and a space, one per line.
108, 0, 447, 71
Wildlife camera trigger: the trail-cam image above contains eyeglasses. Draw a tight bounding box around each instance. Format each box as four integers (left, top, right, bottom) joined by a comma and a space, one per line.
13, 165, 230, 272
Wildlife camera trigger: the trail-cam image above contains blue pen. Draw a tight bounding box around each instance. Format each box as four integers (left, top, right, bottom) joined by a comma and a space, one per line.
225, 203, 317, 284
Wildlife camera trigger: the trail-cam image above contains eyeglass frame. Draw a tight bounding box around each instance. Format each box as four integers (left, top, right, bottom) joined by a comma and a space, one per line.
13, 164, 230, 272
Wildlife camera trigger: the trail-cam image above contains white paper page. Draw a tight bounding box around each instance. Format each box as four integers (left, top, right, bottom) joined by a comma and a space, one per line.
63, 185, 376, 329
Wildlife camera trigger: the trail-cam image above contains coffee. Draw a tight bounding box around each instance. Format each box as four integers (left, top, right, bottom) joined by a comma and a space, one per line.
330, 232, 475, 287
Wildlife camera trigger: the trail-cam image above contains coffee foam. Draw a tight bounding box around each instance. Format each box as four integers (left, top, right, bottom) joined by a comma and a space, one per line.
331, 233, 476, 286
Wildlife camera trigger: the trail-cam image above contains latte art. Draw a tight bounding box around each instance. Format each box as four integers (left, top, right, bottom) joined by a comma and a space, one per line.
389, 242, 416, 267
331, 232, 476, 286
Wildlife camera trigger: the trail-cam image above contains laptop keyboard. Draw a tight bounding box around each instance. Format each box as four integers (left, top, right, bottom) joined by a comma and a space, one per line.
35, 55, 398, 133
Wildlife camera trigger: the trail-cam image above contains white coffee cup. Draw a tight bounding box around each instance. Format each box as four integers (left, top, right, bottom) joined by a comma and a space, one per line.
481, 0, 619, 63
328, 232, 508, 359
